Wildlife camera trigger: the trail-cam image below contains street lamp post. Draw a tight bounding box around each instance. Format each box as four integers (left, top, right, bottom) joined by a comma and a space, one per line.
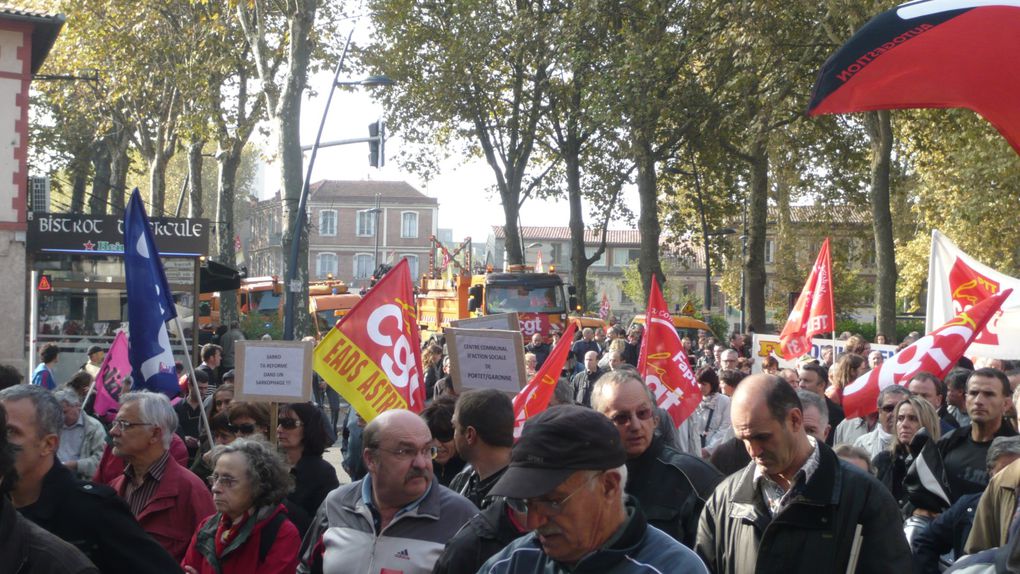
281, 29, 393, 341
367, 194, 382, 281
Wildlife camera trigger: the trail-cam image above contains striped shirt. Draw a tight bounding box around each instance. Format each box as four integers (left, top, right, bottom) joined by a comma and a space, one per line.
123, 450, 170, 516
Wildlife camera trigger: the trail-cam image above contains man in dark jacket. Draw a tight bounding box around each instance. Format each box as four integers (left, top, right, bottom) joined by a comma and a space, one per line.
570, 350, 605, 407
696, 374, 912, 573
0, 385, 180, 573
0, 402, 99, 574
591, 370, 722, 547
449, 389, 514, 509
431, 497, 528, 574
478, 405, 708, 573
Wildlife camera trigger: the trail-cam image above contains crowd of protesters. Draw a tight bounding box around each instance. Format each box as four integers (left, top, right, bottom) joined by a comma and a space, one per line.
6, 323, 1020, 573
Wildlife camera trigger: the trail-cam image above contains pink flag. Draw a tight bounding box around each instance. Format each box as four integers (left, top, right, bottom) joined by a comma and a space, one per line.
842, 288, 1012, 418
93, 331, 131, 421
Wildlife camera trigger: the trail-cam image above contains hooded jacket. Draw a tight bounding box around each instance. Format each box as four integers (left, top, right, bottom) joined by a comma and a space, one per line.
695, 441, 912, 574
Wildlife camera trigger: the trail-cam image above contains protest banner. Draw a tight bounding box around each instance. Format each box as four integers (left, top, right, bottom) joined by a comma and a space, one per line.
751, 334, 897, 373
446, 327, 527, 394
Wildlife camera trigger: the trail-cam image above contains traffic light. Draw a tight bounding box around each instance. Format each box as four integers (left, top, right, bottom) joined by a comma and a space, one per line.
368, 120, 385, 167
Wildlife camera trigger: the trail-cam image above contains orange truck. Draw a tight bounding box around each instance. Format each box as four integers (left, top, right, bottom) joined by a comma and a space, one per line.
417, 268, 577, 342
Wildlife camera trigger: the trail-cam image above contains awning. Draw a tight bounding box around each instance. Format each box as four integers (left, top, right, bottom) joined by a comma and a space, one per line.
200, 260, 241, 293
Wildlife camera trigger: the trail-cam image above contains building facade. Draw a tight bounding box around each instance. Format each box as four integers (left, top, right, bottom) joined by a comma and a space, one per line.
248, 180, 438, 287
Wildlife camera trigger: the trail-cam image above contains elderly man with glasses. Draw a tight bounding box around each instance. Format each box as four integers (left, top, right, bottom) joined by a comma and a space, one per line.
590, 371, 721, 548
108, 391, 215, 562
478, 405, 708, 573
299, 408, 477, 574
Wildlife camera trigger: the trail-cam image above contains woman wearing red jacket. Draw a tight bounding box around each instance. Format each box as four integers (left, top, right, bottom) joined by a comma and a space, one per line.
182, 439, 300, 574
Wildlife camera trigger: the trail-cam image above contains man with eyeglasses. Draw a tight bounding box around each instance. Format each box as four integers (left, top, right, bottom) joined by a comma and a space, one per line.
0, 384, 180, 572
478, 405, 708, 573
108, 391, 215, 562
299, 408, 476, 574
590, 371, 721, 548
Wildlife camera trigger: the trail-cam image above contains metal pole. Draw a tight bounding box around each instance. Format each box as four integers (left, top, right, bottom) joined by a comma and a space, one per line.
283, 29, 356, 341
172, 315, 213, 450
29, 269, 38, 375
740, 204, 747, 333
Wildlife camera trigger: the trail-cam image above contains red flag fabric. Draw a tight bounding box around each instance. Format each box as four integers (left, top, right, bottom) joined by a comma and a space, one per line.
314, 258, 426, 415
637, 276, 701, 427
93, 331, 131, 422
808, 2, 1020, 156
778, 238, 834, 359
512, 321, 578, 438
842, 288, 1012, 418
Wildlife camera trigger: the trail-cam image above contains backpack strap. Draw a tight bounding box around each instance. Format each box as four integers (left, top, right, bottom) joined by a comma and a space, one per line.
258, 510, 289, 564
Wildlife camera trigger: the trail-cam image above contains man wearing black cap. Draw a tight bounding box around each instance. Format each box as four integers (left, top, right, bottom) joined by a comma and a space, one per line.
478, 405, 708, 573
591, 370, 722, 548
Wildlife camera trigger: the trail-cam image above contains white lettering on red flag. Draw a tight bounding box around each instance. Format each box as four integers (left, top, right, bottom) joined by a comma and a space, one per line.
779, 238, 834, 359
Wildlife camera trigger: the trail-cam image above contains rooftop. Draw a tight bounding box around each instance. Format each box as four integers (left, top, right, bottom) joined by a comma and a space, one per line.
491, 226, 642, 245
309, 180, 437, 204
0, 5, 65, 74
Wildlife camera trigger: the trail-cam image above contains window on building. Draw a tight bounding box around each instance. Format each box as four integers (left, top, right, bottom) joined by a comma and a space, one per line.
401, 212, 418, 238
402, 254, 419, 278
354, 254, 375, 279
765, 239, 775, 264
357, 210, 377, 237
319, 209, 337, 236
316, 252, 338, 277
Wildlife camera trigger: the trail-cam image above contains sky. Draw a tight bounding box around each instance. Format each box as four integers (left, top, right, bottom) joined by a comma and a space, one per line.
257, 63, 641, 246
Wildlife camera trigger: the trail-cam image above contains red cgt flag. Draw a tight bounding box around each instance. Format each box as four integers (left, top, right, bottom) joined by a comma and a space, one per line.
637, 276, 701, 427
842, 288, 1012, 418
512, 321, 578, 438
314, 258, 426, 417
779, 238, 834, 359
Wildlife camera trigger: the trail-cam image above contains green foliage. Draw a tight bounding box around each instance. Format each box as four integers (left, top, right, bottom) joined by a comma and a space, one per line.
241, 313, 282, 341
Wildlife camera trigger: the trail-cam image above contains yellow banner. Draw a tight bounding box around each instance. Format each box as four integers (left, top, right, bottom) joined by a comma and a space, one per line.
313, 328, 408, 423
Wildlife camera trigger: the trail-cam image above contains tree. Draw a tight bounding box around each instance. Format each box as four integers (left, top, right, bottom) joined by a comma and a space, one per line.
363, 0, 556, 267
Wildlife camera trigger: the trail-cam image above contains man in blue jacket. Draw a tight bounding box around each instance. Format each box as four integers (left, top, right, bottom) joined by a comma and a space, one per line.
478, 405, 708, 573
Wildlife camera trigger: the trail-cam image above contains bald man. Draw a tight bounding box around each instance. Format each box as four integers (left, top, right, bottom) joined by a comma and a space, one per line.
696, 375, 910, 573
298, 410, 477, 574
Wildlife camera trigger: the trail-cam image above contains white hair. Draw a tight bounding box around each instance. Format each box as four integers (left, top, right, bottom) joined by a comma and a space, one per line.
120, 391, 178, 449
592, 464, 629, 502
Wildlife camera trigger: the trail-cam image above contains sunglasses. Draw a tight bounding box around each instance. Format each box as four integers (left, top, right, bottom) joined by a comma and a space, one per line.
609, 407, 654, 427
880, 404, 897, 413
278, 418, 302, 430
227, 423, 257, 435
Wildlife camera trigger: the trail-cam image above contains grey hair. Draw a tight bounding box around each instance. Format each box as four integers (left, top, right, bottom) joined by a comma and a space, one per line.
210, 438, 293, 508
987, 436, 1020, 474
796, 389, 828, 422
877, 384, 911, 407
590, 369, 647, 413
588, 465, 629, 502
552, 378, 574, 406
53, 388, 81, 408
0, 385, 62, 438
120, 391, 178, 449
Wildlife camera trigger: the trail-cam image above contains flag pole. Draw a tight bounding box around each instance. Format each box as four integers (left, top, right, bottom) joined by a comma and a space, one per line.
172, 316, 213, 452
81, 381, 95, 410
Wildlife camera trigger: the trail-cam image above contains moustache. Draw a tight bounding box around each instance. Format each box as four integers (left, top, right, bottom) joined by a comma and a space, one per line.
405, 468, 429, 483
537, 526, 563, 537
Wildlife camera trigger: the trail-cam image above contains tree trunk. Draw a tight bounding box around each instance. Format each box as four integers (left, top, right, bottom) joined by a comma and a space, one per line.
69, 149, 89, 213
187, 140, 205, 219
280, 89, 310, 338
149, 153, 168, 216
501, 195, 522, 269
217, 145, 243, 326
566, 152, 590, 311
634, 137, 663, 304
109, 131, 131, 213
746, 138, 769, 333
866, 110, 897, 342
90, 140, 111, 215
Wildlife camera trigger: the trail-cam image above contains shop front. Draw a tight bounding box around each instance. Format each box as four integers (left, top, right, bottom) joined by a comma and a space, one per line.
26, 211, 209, 385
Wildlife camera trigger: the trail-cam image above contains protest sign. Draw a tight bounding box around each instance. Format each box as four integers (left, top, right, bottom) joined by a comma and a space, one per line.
446, 327, 527, 394
450, 312, 520, 332
751, 334, 897, 373
234, 340, 313, 403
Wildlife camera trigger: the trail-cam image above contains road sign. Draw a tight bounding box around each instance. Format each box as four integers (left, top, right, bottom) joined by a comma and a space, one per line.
37, 274, 52, 292
680, 301, 696, 316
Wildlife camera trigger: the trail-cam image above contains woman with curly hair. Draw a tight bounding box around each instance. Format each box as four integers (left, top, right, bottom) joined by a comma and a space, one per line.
182, 439, 300, 573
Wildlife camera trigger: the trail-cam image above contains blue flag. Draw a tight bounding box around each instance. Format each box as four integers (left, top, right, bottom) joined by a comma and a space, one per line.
124, 189, 179, 397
